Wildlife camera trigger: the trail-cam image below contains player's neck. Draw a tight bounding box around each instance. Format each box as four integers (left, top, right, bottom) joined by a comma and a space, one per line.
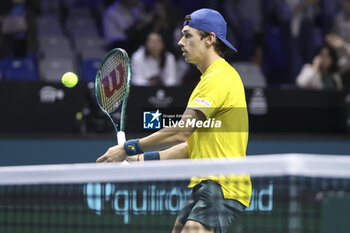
196, 51, 222, 74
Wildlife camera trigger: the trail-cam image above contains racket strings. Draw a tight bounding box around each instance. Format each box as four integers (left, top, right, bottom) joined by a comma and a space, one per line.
98, 52, 128, 113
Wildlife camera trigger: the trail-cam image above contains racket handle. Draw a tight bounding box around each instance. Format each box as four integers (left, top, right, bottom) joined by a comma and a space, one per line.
117, 131, 129, 165
117, 131, 126, 145
121, 160, 129, 165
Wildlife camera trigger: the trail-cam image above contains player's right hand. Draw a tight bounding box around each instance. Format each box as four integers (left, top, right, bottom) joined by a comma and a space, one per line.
312, 56, 321, 71
326, 34, 345, 49
96, 145, 127, 163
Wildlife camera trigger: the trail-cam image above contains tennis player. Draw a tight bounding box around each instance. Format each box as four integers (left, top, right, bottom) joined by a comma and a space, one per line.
97, 8, 251, 233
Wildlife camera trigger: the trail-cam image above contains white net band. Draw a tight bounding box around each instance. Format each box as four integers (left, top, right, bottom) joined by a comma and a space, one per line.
1, 154, 350, 185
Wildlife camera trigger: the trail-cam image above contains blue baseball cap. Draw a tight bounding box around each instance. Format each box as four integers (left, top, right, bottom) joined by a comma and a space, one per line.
184, 8, 237, 53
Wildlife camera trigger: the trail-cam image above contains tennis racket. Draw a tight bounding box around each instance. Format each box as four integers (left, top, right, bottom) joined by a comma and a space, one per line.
95, 48, 131, 159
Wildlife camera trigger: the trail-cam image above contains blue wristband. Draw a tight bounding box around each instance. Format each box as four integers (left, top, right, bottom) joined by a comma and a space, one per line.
144, 151, 160, 161
124, 139, 143, 156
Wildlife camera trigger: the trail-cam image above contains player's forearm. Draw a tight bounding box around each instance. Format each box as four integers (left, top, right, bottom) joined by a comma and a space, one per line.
139, 108, 204, 152
139, 126, 192, 152
159, 142, 188, 160
127, 142, 188, 162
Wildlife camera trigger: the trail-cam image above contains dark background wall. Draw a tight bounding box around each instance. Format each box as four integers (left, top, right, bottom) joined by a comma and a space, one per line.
1, 82, 350, 166
1, 136, 350, 166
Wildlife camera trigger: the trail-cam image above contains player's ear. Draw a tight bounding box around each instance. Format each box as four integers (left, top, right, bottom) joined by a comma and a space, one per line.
205, 32, 216, 46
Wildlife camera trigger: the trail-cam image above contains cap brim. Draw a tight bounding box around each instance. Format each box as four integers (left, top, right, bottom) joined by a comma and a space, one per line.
220, 38, 238, 53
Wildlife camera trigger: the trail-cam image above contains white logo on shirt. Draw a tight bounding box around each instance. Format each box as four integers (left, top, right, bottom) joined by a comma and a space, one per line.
194, 97, 211, 107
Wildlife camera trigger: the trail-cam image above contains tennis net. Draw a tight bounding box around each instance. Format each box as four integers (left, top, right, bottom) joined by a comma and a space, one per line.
0, 154, 350, 233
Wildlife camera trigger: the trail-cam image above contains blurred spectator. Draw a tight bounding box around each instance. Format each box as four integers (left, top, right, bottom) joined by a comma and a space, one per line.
222, 0, 264, 65
274, 0, 322, 83
131, 31, 178, 86
326, 0, 350, 90
150, 0, 183, 56
296, 44, 342, 90
0, 0, 13, 58
321, 0, 343, 32
327, 0, 350, 42
148, 0, 189, 84
102, 0, 153, 55
326, 34, 350, 90
0, 0, 28, 58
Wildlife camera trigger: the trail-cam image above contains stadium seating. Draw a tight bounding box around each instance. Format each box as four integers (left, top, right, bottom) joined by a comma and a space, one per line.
74, 37, 106, 54
231, 62, 266, 88
0, 56, 39, 81
39, 58, 78, 83
80, 59, 101, 82
36, 15, 64, 37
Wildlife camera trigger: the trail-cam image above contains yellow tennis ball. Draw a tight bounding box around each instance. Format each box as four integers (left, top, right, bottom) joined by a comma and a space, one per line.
61, 72, 78, 88
75, 112, 83, 121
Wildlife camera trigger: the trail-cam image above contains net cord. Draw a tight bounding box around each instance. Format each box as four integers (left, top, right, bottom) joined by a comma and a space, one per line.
0, 154, 350, 185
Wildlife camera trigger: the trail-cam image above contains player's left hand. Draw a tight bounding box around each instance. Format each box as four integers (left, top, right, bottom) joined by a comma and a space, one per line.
96, 145, 127, 162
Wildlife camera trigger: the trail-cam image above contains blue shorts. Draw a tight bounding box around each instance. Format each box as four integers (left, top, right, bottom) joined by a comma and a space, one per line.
178, 180, 246, 233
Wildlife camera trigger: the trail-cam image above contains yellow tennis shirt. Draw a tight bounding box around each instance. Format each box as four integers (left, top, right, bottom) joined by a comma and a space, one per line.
186, 58, 252, 207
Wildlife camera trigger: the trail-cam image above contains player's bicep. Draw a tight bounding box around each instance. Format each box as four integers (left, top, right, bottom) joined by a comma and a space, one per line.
183, 107, 206, 120
187, 95, 218, 119
180, 108, 206, 129
166, 108, 206, 142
